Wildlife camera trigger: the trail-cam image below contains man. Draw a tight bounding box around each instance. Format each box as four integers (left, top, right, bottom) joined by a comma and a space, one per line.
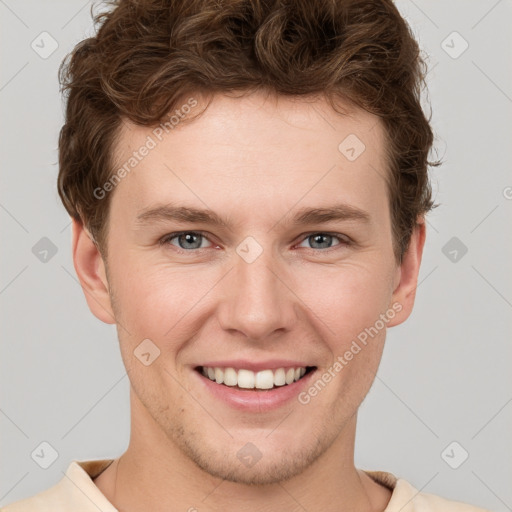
3, 0, 490, 510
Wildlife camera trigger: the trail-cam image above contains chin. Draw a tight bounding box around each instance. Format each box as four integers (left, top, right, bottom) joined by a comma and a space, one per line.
186, 446, 322, 486
174, 429, 328, 486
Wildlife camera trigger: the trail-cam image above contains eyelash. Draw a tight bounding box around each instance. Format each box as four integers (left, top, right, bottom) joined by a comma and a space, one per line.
159, 231, 351, 254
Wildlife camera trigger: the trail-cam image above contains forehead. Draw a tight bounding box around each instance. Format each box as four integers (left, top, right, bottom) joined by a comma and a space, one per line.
110, 92, 390, 230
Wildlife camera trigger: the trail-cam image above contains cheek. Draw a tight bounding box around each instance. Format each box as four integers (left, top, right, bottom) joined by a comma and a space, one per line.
109, 259, 218, 347
293, 261, 391, 402
293, 261, 393, 342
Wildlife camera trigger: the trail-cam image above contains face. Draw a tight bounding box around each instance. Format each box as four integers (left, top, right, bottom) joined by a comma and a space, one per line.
78, 91, 418, 485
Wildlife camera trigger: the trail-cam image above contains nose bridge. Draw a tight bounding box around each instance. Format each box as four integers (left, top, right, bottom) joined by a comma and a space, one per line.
218, 236, 297, 340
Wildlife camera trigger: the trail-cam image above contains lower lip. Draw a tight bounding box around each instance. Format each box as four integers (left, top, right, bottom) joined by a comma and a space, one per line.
193, 368, 317, 412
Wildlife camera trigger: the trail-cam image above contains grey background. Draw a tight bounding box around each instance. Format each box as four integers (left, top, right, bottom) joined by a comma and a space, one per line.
1, 0, 511, 510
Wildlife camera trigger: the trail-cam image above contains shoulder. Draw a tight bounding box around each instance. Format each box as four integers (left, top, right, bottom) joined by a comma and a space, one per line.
1, 460, 116, 512
1, 484, 64, 512
365, 471, 491, 512
390, 478, 492, 512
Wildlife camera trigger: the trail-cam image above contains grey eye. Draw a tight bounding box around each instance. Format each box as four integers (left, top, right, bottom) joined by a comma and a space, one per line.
298, 233, 343, 250
166, 232, 210, 250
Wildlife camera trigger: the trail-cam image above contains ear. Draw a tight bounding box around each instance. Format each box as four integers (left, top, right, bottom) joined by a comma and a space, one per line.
71, 218, 116, 324
386, 217, 427, 327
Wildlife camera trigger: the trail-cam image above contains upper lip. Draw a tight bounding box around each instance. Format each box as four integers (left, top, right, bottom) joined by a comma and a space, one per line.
196, 360, 314, 372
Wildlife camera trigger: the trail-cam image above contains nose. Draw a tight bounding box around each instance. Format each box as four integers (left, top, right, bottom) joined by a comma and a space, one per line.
216, 243, 298, 342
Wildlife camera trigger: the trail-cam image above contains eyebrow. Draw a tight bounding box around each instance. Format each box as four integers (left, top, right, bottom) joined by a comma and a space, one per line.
135, 202, 372, 229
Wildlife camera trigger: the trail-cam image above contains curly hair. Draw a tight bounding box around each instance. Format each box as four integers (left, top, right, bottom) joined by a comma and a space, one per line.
58, 0, 440, 263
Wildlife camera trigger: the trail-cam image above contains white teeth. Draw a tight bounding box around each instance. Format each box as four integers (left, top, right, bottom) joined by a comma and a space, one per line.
223, 367, 238, 386
201, 366, 310, 389
214, 367, 224, 384
237, 369, 255, 389
274, 368, 286, 386
255, 370, 274, 389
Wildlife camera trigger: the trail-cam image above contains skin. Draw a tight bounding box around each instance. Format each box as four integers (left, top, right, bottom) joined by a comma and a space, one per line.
73, 91, 426, 512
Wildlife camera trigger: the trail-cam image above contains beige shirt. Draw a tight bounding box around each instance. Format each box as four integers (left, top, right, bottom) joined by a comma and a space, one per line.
1, 459, 490, 512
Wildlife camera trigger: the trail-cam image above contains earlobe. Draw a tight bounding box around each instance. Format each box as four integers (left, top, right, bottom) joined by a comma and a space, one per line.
386, 219, 427, 328
71, 219, 116, 324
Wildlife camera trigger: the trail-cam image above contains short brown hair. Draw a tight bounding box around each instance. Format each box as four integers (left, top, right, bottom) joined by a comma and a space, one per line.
58, 0, 440, 263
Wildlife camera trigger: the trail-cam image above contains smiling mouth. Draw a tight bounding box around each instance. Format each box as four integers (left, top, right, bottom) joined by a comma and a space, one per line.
195, 366, 316, 391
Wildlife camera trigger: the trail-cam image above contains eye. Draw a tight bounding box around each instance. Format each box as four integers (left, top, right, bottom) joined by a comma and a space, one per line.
160, 231, 214, 251
296, 232, 350, 251
159, 231, 350, 254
